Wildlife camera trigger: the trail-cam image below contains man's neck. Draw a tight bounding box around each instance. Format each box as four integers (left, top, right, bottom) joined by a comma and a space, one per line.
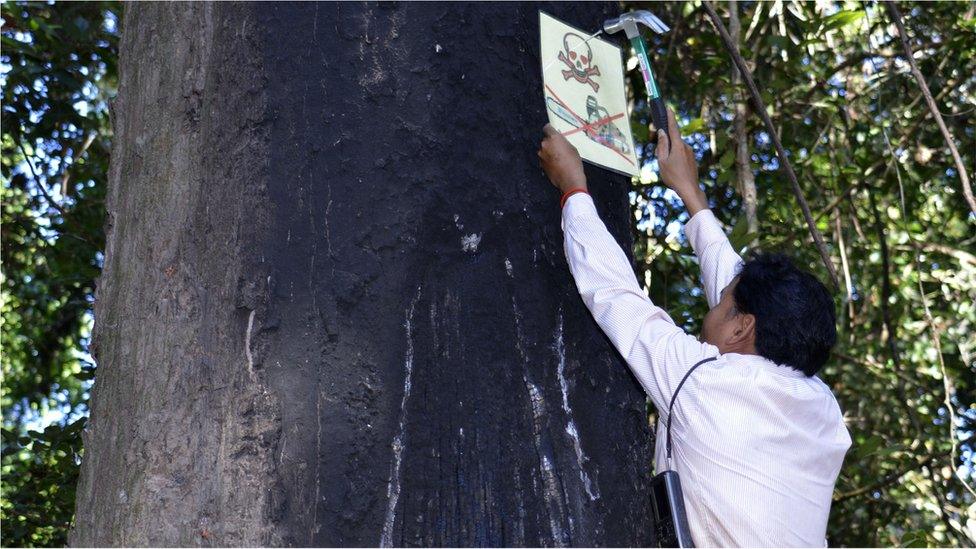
720, 342, 758, 356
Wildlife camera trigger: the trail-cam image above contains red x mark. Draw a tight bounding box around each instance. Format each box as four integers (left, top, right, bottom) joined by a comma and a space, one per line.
545, 84, 634, 167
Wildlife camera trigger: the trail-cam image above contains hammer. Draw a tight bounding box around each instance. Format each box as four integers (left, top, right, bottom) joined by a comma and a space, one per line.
604, 11, 671, 150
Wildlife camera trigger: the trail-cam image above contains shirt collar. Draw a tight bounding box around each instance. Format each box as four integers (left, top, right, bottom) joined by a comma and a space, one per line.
725, 352, 808, 378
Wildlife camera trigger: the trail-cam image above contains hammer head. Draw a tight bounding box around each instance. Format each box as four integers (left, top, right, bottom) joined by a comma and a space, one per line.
604, 10, 669, 39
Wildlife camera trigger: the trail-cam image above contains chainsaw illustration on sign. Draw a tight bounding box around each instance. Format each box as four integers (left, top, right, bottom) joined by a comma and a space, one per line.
546, 94, 632, 156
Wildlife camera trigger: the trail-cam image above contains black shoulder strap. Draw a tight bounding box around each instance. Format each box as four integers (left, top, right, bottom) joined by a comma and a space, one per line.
666, 356, 719, 463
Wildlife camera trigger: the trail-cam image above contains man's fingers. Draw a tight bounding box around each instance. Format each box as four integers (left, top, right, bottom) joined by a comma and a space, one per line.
543, 124, 559, 138
648, 109, 680, 145
666, 108, 680, 142
657, 130, 670, 160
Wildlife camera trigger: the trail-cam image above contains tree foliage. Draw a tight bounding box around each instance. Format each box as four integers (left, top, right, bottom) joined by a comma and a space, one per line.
1, 0, 973, 546
626, 1, 975, 545
1, 2, 119, 546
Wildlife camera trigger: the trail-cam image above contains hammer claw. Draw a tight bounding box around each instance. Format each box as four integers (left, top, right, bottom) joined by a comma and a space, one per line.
639, 12, 670, 34
604, 10, 670, 37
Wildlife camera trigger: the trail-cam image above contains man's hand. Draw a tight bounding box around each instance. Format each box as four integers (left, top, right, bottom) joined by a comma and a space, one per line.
656, 109, 708, 216
538, 124, 587, 194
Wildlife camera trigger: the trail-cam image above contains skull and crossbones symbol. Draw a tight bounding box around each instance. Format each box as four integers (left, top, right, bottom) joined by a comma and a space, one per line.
558, 32, 601, 92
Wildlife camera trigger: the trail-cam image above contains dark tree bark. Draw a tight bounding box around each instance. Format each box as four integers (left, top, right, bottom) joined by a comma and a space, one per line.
71, 3, 653, 546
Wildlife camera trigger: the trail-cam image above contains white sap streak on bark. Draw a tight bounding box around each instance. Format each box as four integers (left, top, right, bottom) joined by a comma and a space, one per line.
324, 198, 334, 260
554, 311, 599, 501
380, 287, 422, 547
461, 233, 481, 252
525, 381, 567, 546
512, 298, 569, 547
244, 309, 256, 376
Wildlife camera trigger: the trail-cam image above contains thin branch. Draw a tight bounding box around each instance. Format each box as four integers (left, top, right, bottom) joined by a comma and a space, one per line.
831, 350, 921, 389
16, 141, 69, 219
702, 1, 840, 289
834, 215, 855, 318
729, 0, 759, 239
809, 70, 960, 226
660, 4, 687, 89
815, 181, 861, 224
15, 141, 98, 248
833, 454, 934, 502
899, 241, 976, 267
866, 185, 924, 441
59, 132, 96, 197
900, 54, 952, 116
914, 251, 976, 499
795, 39, 937, 107
884, 1, 976, 215
920, 461, 971, 545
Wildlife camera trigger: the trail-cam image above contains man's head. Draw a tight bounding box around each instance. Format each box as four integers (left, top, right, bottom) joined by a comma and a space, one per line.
701, 253, 836, 376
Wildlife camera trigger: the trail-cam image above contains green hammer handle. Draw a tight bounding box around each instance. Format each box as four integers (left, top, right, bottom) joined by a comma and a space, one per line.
630, 36, 670, 153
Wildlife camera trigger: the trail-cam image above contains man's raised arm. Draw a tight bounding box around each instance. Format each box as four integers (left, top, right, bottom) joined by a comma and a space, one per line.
655, 111, 743, 308
538, 125, 715, 411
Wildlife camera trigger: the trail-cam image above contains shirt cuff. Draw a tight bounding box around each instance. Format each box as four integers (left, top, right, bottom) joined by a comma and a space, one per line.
561, 192, 598, 228
684, 209, 728, 256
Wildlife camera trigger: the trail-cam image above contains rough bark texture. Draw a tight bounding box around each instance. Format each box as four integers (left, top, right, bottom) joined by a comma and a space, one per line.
72, 3, 653, 547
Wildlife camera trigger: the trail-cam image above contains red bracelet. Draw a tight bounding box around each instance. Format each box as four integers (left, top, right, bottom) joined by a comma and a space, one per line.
560, 188, 589, 208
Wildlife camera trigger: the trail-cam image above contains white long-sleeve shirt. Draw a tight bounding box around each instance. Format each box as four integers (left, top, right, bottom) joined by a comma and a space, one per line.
561, 193, 851, 547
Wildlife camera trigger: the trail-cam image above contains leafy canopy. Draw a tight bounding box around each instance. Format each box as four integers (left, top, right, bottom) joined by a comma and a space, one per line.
626, 1, 975, 546
1, 2, 119, 546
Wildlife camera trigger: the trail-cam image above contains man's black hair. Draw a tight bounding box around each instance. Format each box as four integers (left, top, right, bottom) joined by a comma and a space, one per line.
732, 253, 836, 376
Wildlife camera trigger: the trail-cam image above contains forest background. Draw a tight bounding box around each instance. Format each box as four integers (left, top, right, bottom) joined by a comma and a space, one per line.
1, 1, 973, 546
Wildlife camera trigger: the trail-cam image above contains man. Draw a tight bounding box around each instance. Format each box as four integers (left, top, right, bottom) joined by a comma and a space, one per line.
537, 110, 851, 547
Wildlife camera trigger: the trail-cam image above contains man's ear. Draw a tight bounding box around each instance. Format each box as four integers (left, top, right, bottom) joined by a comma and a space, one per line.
727, 313, 756, 346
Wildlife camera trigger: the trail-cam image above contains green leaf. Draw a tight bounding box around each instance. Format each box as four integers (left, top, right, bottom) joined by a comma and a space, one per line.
854, 435, 885, 459
823, 10, 865, 31
632, 121, 650, 144
719, 149, 734, 169
728, 212, 755, 251
900, 530, 930, 548
681, 117, 706, 136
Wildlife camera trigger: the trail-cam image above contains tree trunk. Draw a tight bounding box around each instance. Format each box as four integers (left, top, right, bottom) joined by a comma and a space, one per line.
71, 3, 653, 546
